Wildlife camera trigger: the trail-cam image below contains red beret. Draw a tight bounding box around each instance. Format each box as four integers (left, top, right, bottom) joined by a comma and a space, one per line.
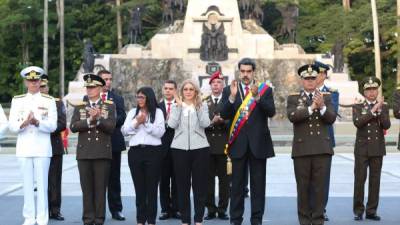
209, 71, 224, 84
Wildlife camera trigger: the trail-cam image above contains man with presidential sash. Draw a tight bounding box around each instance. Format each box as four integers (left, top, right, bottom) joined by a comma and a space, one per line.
221, 58, 275, 225
287, 64, 336, 225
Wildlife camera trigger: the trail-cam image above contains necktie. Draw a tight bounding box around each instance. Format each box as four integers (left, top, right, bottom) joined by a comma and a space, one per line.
244, 86, 249, 96
214, 98, 219, 105
101, 93, 106, 101
91, 102, 96, 108
308, 93, 313, 101
370, 103, 375, 108
167, 102, 172, 114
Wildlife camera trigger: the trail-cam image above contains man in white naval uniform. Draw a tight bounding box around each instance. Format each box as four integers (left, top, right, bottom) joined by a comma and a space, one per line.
8, 66, 57, 225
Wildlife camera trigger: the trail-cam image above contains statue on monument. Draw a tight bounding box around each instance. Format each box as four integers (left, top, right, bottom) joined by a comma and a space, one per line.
239, 0, 252, 19
162, 0, 174, 24
331, 40, 345, 73
128, 7, 142, 44
173, 0, 185, 13
83, 39, 96, 73
250, 0, 264, 25
277, 4, 299, 43
200, 22, 228, 61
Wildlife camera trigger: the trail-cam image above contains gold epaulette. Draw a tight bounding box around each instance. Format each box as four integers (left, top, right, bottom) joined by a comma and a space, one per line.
289, 92, 300, 96
74, 101, 87, 106
54, 97, 60, 101
328, 87, 338, 92
13, 94, 26, 99
202, 95, 211, 101
104, 100, 114, 104
41, 93, 53, 99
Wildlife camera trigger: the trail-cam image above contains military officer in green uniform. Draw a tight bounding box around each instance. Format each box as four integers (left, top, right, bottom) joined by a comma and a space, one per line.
287, 64, 336, 225
352, 77, 390, 221
70, 73, 116, 225
204, 71, 230, 220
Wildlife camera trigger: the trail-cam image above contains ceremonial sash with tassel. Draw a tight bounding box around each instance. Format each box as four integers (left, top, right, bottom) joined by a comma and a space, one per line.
224, 82, 270, 175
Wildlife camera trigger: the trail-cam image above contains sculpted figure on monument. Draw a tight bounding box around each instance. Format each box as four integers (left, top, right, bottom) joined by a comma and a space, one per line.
128, 7, 142, 44
251, 1, 264, 25
162, 0, 174, 24
331, 40, 345, 73
277, 4, 299, 43
200, 23, 228, 62
239, 0, 252, 19
174, 0, 184, 13
83, 39, 96, 73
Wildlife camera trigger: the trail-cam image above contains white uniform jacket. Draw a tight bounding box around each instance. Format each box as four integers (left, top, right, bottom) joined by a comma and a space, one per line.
9, 92, 57, 157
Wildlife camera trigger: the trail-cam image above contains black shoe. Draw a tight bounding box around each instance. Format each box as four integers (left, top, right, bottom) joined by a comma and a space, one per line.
49, 212, 65, 221
324, 212, 329, 221
218, 212, 229, 220
354, 214, 363, 221
171, 212, 181, 219
111, 211, 125, 221
159, 212, 170, 220
204, 213, 216, 220
366, 214, 381, 221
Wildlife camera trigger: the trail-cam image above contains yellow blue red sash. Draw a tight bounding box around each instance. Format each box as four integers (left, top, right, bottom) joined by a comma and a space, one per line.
224, 82, 270, 155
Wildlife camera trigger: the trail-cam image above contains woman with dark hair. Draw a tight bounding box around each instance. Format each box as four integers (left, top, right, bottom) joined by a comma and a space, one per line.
121, 87, 166, 225
168, 79, 211, 225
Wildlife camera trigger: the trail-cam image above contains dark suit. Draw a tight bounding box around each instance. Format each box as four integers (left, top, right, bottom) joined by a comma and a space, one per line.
287, 91, 336, 225
352, 101, 390, 216
48, 98, 67, 215
106, 91, 126, 214
70, 100, 116, 225
221, 84, 275, 225
204, 95, 230, 215
158, 100, 179, 215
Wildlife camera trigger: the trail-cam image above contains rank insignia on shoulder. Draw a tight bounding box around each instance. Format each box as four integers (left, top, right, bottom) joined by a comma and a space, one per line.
14, 94, 26, 99
104, 100, 113, 104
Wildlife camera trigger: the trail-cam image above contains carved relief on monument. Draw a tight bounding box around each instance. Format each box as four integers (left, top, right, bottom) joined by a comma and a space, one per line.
199, 6, 229, 61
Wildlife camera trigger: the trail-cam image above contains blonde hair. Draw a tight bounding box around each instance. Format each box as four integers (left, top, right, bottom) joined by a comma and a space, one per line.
180, 79, 202, 109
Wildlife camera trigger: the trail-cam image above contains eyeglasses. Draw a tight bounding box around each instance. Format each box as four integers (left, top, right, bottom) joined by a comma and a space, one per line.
136, 95, 146, 100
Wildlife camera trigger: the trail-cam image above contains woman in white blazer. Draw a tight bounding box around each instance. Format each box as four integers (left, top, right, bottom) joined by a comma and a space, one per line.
168, 79, 211, 225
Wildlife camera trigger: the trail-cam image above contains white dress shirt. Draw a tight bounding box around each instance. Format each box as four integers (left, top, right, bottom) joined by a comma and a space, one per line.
211, 93, 222, 104
0, 103, 8, 136
8, 92, 57, 157
121, 108, 165, 146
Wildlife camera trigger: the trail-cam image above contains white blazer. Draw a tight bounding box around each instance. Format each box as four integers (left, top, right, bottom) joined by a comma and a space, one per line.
8, 92, 57, 157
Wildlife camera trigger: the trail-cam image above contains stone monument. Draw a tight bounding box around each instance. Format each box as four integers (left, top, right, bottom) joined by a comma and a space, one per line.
65, 0, 359, 120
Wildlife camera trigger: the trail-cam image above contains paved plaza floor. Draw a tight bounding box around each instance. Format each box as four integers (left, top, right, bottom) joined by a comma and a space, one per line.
1, 147, 400, 225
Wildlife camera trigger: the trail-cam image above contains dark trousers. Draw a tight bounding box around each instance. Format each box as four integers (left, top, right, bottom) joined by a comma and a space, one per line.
309, 156, 332, 211
159, 149, 178, 214
353, 155, 383, 216
108, 151, 123, 213
172, 148, 209, 224
77, 159, 111, 224
206, 154, 230, 214
48, 155, 63, 214
128, 146, 163, 224
293, 154, 331, 225
230, 151, 266, 225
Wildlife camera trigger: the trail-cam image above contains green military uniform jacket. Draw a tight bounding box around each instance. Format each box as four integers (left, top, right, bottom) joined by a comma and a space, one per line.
70, 99, 116, 160
352, 101, 390, 157
287, 91, 337, 158
204, 95, 229, 155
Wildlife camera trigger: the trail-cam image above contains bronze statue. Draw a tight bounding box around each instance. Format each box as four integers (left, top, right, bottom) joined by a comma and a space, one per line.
331, 40, 345, 73
128, 8, 142, 44
200, 23, 228, 61
83, 39, 96, 73
251, 1, 264, 25
277, 4, 299, 43
174, 0, 184, 13
162, 0, 174, 24
239, 0, 252, 19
